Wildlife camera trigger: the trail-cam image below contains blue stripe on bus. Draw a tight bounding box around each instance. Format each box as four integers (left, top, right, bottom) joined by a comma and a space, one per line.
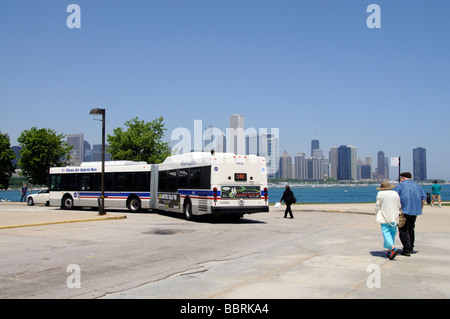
78, 192, 150, 198
177, 189, 216, 197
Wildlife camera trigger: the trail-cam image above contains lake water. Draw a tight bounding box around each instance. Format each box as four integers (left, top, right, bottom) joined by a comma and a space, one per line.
0, 189, 41, 202
1, 184, 448, 204
269, 184, 450, 204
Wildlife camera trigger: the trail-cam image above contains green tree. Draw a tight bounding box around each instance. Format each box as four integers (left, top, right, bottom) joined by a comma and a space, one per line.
0, 134, 16, 189
108, 116, 171, 164
18, 127, 72, 185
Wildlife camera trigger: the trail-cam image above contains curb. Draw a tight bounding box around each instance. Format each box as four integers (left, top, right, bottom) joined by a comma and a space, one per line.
0, 215, 127, 230
283, 207, 373, 215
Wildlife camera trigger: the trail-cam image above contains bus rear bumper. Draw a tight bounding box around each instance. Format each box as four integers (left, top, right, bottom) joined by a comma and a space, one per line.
211, 205, 269, 215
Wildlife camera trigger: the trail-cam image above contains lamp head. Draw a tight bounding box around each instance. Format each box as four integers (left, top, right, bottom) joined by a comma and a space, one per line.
89, 108, 105, 115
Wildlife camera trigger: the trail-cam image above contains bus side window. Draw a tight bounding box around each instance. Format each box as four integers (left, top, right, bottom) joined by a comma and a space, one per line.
94, 173, 113, 191
115, 173, 134, 191
158, 171, 168, 192
80, 174, 95, 191
190, 168, 201, 188
201, 166, 211, 188
135, 172, 150, 191
62, 174, 78, 191
51, 175, 61, 191
94, 173, 101, 191
105, 173, 114, 191
168, 170, 177, 192
178, 169, 188, 188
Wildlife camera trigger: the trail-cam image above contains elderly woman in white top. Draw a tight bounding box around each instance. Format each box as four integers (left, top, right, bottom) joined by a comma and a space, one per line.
375, 181, 402, 260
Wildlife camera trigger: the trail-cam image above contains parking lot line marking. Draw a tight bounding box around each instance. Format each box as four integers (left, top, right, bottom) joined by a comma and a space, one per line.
0, 215, 127, 229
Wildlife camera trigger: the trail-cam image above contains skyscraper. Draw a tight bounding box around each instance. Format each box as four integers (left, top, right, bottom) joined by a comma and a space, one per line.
229, 114, 245, 155
377, 151, 385, 180
266, 132, 279, 178
337, 145, 352, 180
311, 139, 319, 157
294, 153, 306, 179
337, 145, 357, 181
246, 133, 266, 157
204, 125, 226, 153
329, 146, 338, 180
413, 147, 427, 181
67, 133, 84, 166
350, 145, 357, 180
360, 165, 372, 179
246, 131, 279, 178
279, 151, 292, 179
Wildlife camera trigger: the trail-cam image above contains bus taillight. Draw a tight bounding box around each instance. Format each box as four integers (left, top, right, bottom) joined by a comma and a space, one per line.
213, 187, 218, 204
263, 187, 268, 201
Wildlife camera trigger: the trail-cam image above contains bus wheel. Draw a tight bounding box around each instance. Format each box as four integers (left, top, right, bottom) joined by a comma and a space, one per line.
127, 196, 141, 213
183, 200, 194, 221
62, 195, 74, 210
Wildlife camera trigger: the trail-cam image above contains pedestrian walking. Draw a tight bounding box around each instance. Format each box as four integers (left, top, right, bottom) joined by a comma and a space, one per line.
279, 185, 296, 218
20, 184, 27, 202
431, 180, 442, 208
375, 181, 401, 260
393, 172, 426, 256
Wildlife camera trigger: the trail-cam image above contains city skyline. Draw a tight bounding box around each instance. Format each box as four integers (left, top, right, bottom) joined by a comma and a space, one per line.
3, 116, 433, 182
1, 1, 449, 180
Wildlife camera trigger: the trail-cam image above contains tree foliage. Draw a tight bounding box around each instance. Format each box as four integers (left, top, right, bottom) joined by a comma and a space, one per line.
107, 117, 171, 164
18, 127, 72, 185
0, 134, 16, 189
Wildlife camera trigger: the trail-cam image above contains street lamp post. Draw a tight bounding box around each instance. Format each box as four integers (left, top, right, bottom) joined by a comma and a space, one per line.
89, 108, 106, 215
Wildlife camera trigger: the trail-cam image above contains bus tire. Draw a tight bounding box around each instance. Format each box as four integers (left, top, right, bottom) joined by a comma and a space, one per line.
183, 199, 194, 221
62, 194, 74, 210
127, 196, 141, 213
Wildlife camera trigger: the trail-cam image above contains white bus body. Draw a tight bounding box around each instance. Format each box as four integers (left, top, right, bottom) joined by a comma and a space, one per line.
49, 152, 269, 219
49, 161, 151, 212
154, 152, 269, 219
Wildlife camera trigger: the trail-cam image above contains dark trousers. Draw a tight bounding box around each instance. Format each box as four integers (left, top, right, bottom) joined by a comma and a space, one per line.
284, 203, 293, 218
399, 214, 417, 253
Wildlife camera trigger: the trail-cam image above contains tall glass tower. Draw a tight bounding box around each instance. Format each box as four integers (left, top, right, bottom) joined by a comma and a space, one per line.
229, 114, 245, 155
413, 147, 427, 181
311, 139, 319, 157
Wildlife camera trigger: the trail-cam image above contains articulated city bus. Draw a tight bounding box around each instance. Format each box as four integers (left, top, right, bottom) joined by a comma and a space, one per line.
49, 152, 269, 220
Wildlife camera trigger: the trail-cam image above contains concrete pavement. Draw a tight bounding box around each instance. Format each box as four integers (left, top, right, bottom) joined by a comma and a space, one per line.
0, 202, 127, 229
106, 203, 450, 299
1, 201, 450, 299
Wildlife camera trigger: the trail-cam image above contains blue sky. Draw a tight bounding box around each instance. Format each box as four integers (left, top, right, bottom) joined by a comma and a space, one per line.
1, 1, 449, 180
